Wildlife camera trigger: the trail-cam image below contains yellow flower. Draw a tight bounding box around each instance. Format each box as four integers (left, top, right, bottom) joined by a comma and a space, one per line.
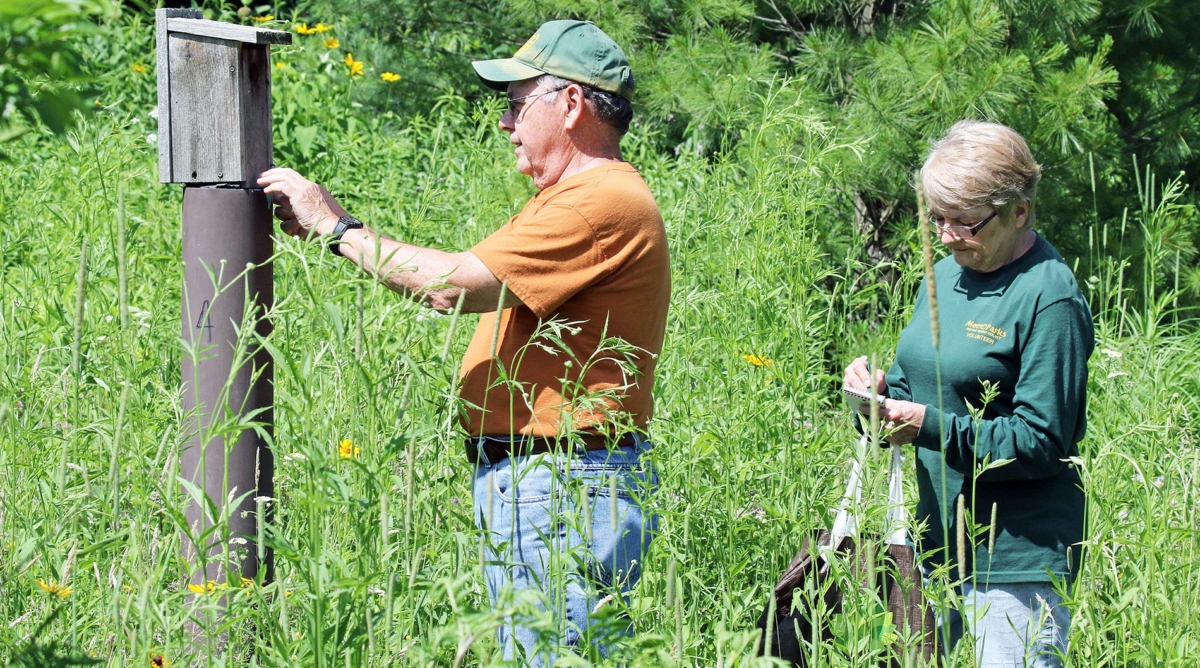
36, 578, 72, 598
343, 53, 364, 77
252, 15, 274, 22
276, 61, 287, 69
381, 72, 400, 83
295, 23, 317, 35
150, 654, 173, 667
742, 353, 773, 368
314, 23, 333, 32
324, 37, 340, 49
186, 580, 226, 595
131, 64, 147, 74
338, 438, 360, 459
238, 576, 257, 597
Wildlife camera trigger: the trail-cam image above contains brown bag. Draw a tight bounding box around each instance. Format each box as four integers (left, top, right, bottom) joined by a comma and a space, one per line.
757, 443, 936, 667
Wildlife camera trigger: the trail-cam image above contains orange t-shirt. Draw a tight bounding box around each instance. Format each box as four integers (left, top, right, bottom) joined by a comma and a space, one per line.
460, 162, 670, 437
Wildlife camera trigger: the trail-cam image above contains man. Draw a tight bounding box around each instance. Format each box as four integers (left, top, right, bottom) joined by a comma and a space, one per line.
258, 20, 670, 663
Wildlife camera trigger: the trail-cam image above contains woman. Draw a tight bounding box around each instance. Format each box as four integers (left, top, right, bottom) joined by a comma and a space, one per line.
844, 120, 1093, 667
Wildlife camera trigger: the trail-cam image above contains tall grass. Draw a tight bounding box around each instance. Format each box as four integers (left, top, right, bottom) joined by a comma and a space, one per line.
2, 12, 1199, 668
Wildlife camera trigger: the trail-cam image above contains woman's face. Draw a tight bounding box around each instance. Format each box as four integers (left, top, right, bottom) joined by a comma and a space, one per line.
932, 202, 1030, 273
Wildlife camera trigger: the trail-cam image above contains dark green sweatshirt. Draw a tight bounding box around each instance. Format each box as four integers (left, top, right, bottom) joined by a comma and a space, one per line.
886, 233, 1093, 583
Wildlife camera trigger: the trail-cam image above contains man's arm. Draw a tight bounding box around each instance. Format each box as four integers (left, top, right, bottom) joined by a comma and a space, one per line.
257, 167, 523, 313
338, 228, 520, 312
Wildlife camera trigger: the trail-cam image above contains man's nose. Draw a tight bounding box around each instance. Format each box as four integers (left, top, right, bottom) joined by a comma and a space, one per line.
498, 109, 515, 132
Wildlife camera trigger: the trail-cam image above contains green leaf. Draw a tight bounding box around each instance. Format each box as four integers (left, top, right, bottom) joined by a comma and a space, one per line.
294, 124, 318, 159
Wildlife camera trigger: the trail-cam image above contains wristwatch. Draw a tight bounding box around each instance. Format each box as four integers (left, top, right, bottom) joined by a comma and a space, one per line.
328, 215, 364, 256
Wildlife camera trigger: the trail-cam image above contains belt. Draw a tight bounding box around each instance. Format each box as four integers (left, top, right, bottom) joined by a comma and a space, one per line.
465, 432, 638, 465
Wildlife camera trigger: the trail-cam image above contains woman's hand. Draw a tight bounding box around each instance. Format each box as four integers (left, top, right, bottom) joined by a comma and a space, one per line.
878, 399, 925, 445
843, 356, 923, 444
843, 356, 886, 393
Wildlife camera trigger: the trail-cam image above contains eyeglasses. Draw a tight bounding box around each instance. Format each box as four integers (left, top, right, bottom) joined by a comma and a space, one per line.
506, 86, 569, 120
927, 210, 998, 238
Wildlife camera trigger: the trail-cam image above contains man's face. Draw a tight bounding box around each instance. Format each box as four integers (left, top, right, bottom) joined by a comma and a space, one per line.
499, 78, 567, 188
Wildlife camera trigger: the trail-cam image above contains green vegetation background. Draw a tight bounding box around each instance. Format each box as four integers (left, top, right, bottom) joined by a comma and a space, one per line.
2, 0, 1199, 665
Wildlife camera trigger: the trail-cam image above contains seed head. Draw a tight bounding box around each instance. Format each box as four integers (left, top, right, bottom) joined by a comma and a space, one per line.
916, 174, 940, 348
955, 494, 967, 581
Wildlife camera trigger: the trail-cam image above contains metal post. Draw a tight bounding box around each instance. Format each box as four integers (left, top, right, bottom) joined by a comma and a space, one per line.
180, 185, 274, 593
155, 12, 288, 636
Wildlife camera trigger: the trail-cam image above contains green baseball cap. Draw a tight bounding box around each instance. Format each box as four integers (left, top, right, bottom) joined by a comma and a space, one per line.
472, 20, 635, 100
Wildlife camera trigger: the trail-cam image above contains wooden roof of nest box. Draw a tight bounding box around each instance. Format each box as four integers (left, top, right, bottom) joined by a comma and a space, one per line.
156, 9, 292, 185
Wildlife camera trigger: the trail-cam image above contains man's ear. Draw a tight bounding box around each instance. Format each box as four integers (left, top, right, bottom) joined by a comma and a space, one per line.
562, 84, 586, 130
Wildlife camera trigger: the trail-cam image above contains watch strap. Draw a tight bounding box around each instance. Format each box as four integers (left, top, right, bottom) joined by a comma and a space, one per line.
328, 215, 364, 256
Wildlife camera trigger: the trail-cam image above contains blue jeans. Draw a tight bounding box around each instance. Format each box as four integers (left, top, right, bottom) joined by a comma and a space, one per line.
939, 581, 1071, 667
472, 436, 657, 665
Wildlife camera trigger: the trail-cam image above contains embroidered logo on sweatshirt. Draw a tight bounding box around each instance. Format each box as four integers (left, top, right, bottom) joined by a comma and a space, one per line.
965, 320, 1008, 345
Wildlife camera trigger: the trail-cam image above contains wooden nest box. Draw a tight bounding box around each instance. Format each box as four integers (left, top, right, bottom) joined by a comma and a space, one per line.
155, 9, 292, 185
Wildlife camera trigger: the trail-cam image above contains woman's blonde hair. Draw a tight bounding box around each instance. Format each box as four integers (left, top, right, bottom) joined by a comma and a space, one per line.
920, 120, 1041, 225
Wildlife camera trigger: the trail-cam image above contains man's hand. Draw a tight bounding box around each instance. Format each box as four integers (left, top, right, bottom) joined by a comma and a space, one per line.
257, 168, 349, 239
